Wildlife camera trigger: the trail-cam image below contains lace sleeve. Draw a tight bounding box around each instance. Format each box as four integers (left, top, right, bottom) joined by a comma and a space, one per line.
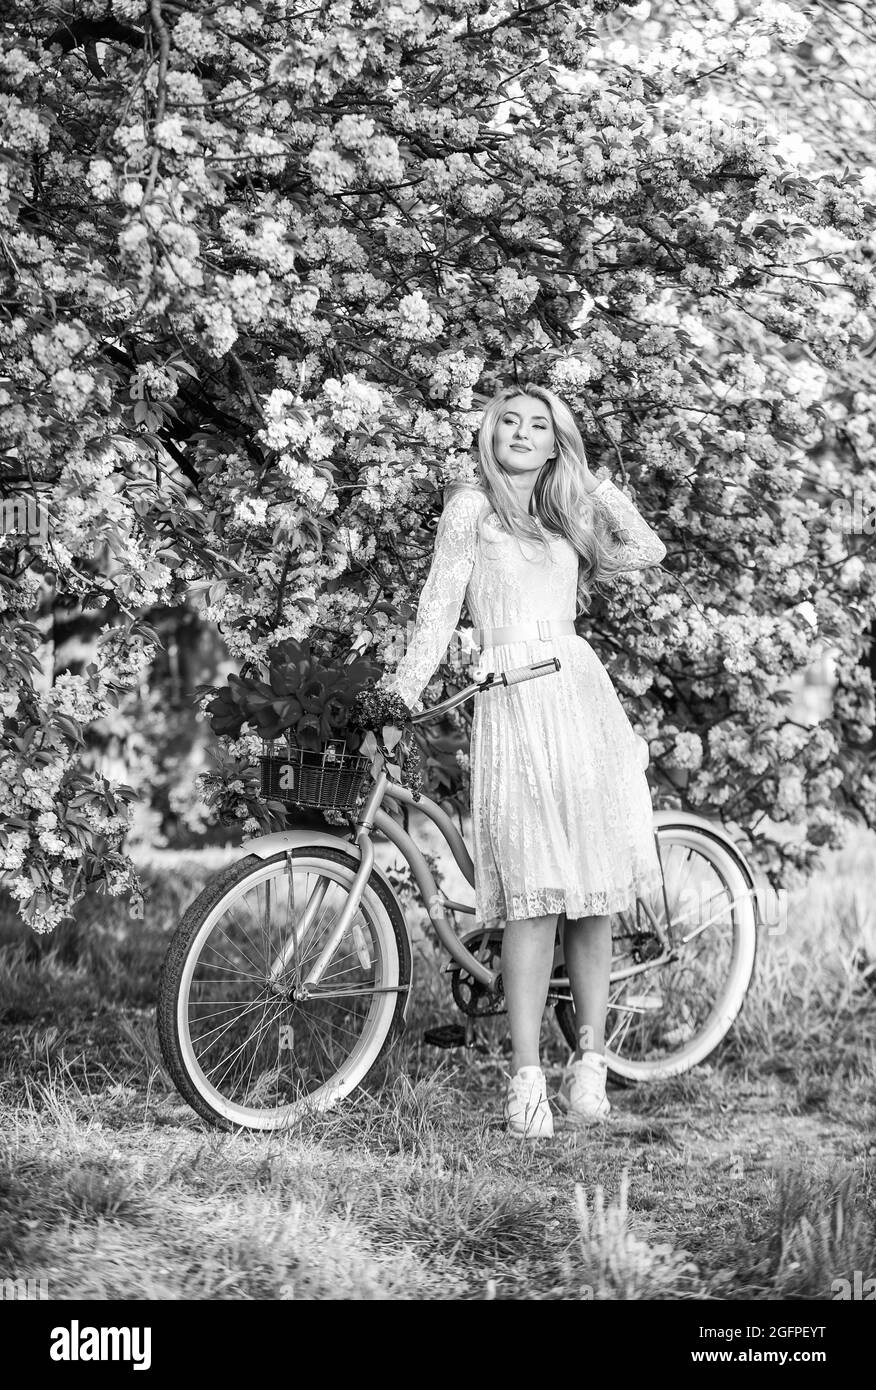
590, 477, 666, 572
379, 487, 483, 713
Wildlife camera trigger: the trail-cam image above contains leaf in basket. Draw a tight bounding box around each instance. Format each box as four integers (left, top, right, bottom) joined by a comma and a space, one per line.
338, 657, 383, 692
386, 762, 401, 779
271, 697, 301, 726
204, 687, 246, 737
270, 663, 303, 697
242, 679, 280, 710
254, 710, 288, 739
382, 725, 403, 752
270, 637, 310, 666
360, 730, 378, 758
246, 674, 276, 699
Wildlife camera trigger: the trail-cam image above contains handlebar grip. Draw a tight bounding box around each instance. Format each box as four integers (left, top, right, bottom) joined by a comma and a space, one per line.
502, 657, 561, 687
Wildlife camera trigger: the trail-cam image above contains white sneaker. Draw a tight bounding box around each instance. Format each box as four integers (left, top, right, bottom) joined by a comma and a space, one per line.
503, 1065, 554, 1140
556, 1050, 611, 1124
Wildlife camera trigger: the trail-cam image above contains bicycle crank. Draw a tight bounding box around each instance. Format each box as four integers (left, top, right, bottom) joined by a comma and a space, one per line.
448, 928, 506, 1017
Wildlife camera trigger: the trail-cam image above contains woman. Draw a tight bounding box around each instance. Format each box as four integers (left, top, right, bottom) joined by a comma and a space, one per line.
378, 382, 667, 1139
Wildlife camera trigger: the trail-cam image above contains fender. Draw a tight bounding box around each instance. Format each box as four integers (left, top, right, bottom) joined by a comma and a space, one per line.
653, 808, 762, 926
241, 827, 413, 1010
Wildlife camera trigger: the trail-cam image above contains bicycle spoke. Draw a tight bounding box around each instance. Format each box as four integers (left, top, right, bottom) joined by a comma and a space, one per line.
606, 1007, 636, 1053
293, 1004, 348, 1082
238, 986, 283, 1105
207, 995, 282, 1095
202, 914, 265, 979
193, 957, 266, 984
189, 991, 272, 1052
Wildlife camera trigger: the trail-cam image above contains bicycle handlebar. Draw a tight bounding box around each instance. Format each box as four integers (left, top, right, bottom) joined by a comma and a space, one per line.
501, 659, 560, 687
409, 656, 561, 725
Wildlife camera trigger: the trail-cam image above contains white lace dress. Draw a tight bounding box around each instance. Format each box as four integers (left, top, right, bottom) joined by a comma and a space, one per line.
381, 477, 667, 925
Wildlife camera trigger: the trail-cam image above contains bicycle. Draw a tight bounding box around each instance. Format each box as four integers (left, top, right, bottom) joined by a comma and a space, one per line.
157, 656, 761, 1131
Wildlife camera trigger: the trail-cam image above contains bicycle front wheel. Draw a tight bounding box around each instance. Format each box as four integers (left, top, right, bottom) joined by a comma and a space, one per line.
157, 847, 410, 1130
554, 823, 757, 1080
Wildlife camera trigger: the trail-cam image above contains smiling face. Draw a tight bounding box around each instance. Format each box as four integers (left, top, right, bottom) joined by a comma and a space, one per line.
492, 394, 557, 477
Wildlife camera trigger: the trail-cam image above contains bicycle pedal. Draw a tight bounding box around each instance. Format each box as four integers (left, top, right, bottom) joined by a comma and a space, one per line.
422, 1024, 468, 1049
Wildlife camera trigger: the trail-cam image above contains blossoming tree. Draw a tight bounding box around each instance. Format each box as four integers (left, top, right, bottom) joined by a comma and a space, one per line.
2, 0, 875, 932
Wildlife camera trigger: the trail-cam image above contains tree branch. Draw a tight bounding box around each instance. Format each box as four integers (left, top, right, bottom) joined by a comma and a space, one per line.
156, 435, 201, 493
44, 19, 145, 53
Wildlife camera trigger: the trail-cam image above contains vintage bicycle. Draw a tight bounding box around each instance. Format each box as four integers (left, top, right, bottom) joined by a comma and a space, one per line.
157, 657, 761, 1131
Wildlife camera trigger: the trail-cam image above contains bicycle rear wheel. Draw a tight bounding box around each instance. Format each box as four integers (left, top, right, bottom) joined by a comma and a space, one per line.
158, 847, 410, 1130
554, 824, 757, 1080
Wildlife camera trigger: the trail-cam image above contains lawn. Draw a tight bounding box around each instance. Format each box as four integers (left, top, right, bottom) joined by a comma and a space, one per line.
1, 823, 875, 1300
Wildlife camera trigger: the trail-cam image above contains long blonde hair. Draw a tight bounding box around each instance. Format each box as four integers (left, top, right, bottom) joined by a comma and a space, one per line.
445, 381, 634, 614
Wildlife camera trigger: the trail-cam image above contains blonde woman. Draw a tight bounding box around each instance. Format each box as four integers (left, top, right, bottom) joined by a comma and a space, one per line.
378, 382, 667, 1139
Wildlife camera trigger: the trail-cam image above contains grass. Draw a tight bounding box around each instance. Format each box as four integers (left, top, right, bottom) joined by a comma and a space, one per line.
0, 828, 875, 1299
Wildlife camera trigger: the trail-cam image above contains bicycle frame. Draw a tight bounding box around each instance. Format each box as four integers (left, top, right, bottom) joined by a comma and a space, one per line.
253, 664, 559, 993
287, 762, 493, 991
243, 662, 764, 1000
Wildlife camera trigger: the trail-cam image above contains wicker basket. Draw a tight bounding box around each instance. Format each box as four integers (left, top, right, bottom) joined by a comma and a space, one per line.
259, 737, 373, 812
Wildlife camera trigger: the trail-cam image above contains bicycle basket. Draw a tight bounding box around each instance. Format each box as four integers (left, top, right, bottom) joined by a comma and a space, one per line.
259, 737, 373, 812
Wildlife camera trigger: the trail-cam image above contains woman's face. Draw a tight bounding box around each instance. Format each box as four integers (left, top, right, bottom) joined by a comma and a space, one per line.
492, 394, 557, 476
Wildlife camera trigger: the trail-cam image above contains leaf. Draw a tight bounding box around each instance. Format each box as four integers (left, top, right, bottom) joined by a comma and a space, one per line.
382, 725, 403, 751
204, 689, 246, 737
54, 715, 86, 745
270, 663, 304, 697
271, 697, 301, 726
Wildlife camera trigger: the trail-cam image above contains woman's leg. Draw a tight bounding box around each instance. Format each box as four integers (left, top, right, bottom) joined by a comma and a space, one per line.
501, 912, 558, 1074
563, 913, 612, 1055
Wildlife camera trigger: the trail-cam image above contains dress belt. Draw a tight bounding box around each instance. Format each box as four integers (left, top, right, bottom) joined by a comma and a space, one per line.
470, 618, 577, 649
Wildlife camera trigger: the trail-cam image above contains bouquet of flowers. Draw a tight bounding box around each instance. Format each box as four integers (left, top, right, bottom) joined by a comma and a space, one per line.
199, 641, 424, 802
347, 679, 425, 802
200, 637, 379, 748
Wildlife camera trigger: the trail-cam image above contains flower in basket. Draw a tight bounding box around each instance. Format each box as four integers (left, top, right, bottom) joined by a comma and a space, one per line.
199, 640, 425, 804
201, 638, 382, 750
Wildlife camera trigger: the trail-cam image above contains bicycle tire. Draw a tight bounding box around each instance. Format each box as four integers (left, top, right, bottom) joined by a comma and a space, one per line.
554, 824, 757, 1080
157, 847, 411, 1130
